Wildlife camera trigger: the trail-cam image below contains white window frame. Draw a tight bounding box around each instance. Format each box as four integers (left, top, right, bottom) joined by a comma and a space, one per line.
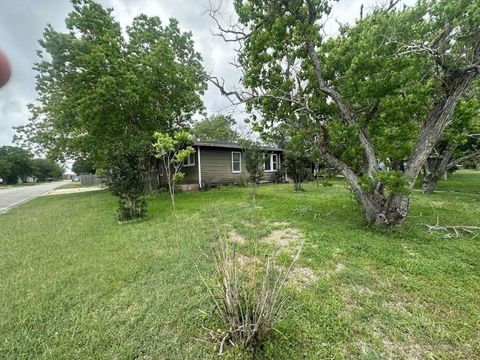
264, 153, 280, 172
183, 152, 195, 167
272, 153, 278, 171
232, 151, 242, 173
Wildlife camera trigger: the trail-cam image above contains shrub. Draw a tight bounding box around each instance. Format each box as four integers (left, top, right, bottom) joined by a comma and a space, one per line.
283, 152, 311, 192
203, 242, 300, 354
271, 168, 285, 183
103, 141, 149, 222
321, 180, 334, 187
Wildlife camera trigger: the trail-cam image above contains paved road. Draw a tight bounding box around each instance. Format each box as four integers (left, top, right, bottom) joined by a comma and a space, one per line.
0, 181, 69, 213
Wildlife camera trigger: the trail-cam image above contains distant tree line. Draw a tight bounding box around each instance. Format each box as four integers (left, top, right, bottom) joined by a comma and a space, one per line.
0, 146, 63, 184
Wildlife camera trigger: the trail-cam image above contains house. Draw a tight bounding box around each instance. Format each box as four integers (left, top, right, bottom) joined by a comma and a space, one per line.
155, 141, 284, 191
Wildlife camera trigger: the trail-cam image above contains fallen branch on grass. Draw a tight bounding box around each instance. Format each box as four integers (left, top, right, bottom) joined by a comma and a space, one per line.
426, 223, 480, 238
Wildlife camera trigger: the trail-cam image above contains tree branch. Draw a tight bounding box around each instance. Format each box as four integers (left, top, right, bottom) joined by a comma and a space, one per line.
405, 33, 480, 183
306, 38, 378, 175
447, 150, 480, 170
208, 74, 326, 125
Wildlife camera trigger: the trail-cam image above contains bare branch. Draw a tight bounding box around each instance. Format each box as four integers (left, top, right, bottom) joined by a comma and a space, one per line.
208, 75, 248, 105
386, 0, 401, 12
396, 42, 451, 72
207, 0, 251, 43
208, 74, 326, 125
426, 223, 480, 238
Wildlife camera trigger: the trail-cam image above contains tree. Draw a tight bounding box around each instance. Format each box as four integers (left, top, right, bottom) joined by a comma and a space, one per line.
0, 159, 12, 184
152, 131, 195, 210
31, 159, 63, 181
210, 0, 480, 226
0, 146, 32, 184
242, 140, 264, 201
14, 0, 206, 218
422, 96, 480, 192
191, 114, 239, 142
265, 120, 317, 191
72, 158, 96, 175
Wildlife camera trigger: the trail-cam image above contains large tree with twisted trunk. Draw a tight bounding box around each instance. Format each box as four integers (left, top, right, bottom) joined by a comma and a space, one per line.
209, 0, 480, 226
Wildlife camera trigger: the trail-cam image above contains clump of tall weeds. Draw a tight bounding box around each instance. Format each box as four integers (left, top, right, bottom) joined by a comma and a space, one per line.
202, 242, 301, 354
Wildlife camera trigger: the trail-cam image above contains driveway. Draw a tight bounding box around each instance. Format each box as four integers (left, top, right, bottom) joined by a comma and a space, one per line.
0, 181, 69, 213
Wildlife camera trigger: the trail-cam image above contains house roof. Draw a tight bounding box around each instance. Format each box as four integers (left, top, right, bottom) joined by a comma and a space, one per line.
193, 140, 282, 152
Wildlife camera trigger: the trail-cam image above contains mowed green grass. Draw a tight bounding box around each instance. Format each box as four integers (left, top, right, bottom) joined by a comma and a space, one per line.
55, 182, 83, 190
1, 171, 479, 359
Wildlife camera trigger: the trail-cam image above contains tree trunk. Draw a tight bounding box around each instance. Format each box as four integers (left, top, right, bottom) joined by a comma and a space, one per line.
319, 149, 410, 226
405, 70, 477, 184
422, 173, 439, 193
168, 181, 176, 211
294, 174, 303, 191
358, 191, 411, 226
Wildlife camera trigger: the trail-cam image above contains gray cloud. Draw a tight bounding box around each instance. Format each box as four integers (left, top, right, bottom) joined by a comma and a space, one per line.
0, 0, 415, 147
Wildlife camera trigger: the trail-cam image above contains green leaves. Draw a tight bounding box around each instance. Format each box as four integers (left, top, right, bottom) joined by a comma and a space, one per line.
191, 115, 239, 142
231, 0, 479, 177
152, 130, 194, 164
16, 0, 206, 166
360, 171, 411, 196
0, 146, 33, 184
152, 130, 195, 210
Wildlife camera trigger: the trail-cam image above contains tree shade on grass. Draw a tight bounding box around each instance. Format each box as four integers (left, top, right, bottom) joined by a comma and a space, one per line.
0, 171, 479, 358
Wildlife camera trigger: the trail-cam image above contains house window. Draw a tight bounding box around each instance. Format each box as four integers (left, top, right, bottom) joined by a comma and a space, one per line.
264, 154, 271, 171
272, 154, 278, 171
232, 152, 241, 173
183, 152, 195, 167
264, 153, 279, 172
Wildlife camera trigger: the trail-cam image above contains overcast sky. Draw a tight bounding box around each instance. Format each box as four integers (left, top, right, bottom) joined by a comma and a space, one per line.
0, 0, 414, 149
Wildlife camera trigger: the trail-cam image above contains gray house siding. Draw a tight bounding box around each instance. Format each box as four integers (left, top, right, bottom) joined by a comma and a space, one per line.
200, 147, 245, 185
157, 151, 199, 186
199, 147, 283, 186
156, 144, 283, 189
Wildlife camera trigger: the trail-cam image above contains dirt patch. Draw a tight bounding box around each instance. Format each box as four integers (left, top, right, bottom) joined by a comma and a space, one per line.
349, 284, 372, 295
228, 230, 245, 245
370, 319, 428, 359
380, 339, 425, 359
288, 266, 318, 287
263, 228, 303, 248
271, 221, 290, 227
385, 300, 412, 316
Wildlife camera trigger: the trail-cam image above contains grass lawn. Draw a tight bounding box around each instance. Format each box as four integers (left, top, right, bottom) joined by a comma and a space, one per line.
56, 182, 84, 190
1, 170, 479, 359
